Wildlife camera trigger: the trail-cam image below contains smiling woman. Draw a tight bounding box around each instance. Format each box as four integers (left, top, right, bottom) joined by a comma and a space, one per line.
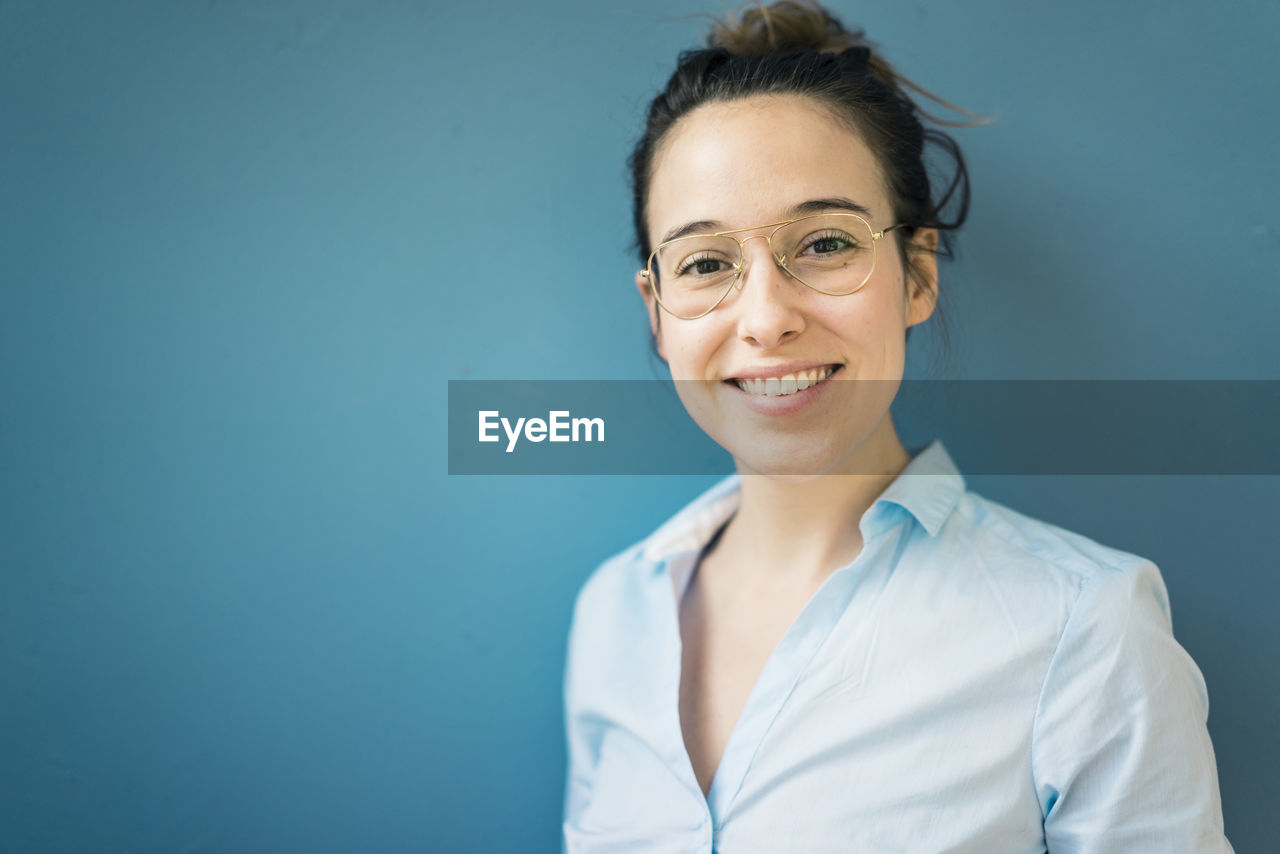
640, 94, 932, 479
562, 2, 1233, 852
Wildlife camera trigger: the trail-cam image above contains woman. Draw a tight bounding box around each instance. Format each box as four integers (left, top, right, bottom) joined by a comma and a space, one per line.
562, 2, 1232, 851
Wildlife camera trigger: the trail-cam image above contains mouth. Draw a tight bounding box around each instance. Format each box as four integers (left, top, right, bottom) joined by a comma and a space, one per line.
726, 364, 842, 397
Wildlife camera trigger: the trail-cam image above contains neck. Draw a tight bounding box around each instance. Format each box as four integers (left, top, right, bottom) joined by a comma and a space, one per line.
720, 416, 912, 586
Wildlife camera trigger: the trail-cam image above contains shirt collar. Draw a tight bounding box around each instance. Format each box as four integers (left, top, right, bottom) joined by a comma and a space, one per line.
638, 440, 965, 567
871, 440, 966, 538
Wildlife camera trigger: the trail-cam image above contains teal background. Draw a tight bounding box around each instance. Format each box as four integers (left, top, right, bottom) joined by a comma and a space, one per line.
2, 0, 1277, 851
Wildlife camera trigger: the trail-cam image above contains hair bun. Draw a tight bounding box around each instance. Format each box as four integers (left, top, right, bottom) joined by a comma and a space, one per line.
703, 1, 990, 129
707, 0, 868, 55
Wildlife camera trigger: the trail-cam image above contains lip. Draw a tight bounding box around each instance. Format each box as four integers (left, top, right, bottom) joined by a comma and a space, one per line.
723, 364, 843, 416
725, 361, 842, 381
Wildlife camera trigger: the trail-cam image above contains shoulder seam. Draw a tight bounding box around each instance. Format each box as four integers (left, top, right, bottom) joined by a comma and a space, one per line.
957, 495, 1139, 583
1027, 566, 1093, 819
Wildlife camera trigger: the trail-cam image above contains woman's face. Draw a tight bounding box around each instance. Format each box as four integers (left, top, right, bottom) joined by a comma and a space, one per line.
637, 94, 937, 477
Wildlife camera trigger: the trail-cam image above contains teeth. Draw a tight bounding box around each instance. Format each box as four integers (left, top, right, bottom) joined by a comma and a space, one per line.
734, 366, 836, 397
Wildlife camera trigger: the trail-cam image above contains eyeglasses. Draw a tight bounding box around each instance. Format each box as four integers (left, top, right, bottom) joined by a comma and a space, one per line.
640, 213, 907, 320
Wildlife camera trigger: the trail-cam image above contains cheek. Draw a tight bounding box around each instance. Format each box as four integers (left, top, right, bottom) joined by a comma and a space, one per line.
828, 290, 909, 341
818, 287, 911, 374
657, 332, 703, 380
657, 321, 730, 379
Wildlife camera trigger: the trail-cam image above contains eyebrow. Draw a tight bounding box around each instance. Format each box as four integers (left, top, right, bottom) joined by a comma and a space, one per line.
657, 197, 874, 245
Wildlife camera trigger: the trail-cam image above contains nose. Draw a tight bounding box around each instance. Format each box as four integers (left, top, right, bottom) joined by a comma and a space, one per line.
733, 235, 806, 349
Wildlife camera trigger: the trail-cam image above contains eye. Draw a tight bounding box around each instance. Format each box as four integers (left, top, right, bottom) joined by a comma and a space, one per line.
675, 253, 734, 277
798, 229, 859, 256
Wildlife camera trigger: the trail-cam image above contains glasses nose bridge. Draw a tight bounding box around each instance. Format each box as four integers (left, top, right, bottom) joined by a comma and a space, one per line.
735, 230, 789, 287
739, 230, 782, 253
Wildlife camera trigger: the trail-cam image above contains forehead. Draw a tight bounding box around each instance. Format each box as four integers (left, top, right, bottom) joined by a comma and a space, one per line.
646, 94, 890, 240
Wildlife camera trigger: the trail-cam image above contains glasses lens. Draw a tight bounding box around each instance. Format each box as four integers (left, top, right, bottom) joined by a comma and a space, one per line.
775, 214, 877, 295
650, 235, 740, 318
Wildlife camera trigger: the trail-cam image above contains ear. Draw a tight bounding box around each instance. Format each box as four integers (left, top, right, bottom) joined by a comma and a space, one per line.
635, 269, 666, 361
905, 228, 939, 328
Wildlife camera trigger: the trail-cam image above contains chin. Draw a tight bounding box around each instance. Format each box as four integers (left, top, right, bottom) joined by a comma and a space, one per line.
723, 433, 852, 479
735, 465, 829, 483
679, 378, 896, 479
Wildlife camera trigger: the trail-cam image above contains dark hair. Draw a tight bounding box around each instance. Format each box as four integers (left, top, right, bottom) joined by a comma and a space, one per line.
629, 0, 983, 357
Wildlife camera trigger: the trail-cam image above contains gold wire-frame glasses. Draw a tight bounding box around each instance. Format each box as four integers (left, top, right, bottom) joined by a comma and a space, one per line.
640, 212, 908, 320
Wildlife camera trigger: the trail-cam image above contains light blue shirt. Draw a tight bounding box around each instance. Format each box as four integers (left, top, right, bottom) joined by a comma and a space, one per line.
562, 442, 1232, 853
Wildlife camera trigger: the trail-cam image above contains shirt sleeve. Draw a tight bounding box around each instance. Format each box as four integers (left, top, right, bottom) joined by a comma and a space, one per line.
1031, 558, 1233, 853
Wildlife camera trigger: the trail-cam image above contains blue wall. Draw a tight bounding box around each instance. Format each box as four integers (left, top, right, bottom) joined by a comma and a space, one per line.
2, 1, 1276, 850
